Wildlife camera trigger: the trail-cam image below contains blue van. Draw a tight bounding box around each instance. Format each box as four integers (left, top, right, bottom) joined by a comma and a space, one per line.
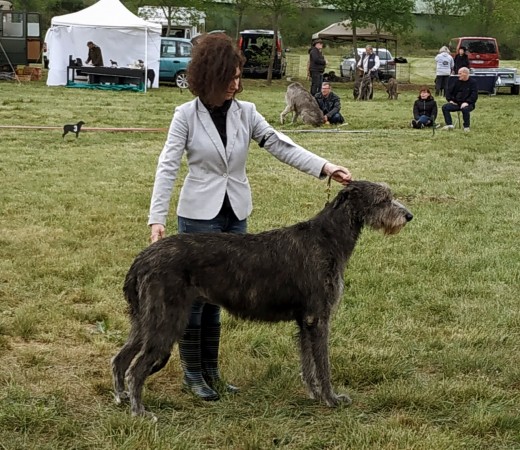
159, 37, 192, 87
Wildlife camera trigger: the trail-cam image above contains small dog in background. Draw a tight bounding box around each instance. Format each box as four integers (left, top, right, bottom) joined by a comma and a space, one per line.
62, 121, 85, 139
110, 59, 118, 67
386, 78, 398, 100
280, 82, 324, 126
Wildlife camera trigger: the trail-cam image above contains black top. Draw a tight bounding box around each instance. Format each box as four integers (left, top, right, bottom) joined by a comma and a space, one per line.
309, 47, 326, 73
314, 91, 342, 119
453, 54, 470, 74
413, 96, 438, 121
446, 77, 479, 105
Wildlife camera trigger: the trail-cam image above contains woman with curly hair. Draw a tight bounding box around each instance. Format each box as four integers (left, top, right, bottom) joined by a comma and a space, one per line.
147, 33, 352, 401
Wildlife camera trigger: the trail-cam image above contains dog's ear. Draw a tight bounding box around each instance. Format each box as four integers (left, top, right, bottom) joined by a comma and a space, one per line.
332, 188, 349, 209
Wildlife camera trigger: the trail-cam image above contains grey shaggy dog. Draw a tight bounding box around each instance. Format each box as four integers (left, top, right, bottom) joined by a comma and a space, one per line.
386, 77, 398, 100
111, 181, 413, 418
280, 82, 324, 126
356, 73, 373, 101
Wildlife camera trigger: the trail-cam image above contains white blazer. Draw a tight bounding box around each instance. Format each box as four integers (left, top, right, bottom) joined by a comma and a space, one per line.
148, 98, 328, 225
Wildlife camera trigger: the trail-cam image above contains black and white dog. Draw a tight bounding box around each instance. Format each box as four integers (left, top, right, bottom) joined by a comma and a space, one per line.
62, 121, 85, 139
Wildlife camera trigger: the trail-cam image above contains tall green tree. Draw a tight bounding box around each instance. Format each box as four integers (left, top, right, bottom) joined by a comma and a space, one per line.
251, 0, 302, 83
367, 0, 414, 35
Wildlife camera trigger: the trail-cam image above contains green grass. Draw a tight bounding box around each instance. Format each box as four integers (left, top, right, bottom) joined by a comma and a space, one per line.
1, 60, 520, 449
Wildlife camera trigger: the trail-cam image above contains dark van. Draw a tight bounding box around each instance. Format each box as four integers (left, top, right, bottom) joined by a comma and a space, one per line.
448, 37, 499, 69
238, 29, 286, 79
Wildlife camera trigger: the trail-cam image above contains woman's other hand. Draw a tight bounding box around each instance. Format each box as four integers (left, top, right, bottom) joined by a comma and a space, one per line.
150, 224, 166, 243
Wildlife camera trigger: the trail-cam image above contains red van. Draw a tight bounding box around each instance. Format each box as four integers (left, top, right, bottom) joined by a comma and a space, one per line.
448, 37, 499, 69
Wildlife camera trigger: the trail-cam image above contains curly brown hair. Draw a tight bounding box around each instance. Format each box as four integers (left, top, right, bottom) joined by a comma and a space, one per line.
188, 33, 245, 106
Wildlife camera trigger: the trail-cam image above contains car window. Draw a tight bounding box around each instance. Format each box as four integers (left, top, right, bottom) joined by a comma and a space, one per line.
376, 50, 390, 60
462, 39, 496, 54
161, 41, 177, 58
178, 42, 192, 57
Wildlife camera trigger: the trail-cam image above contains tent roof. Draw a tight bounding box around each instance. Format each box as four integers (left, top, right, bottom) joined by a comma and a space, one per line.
51, 0, 161, 32
312, 21, 396, 42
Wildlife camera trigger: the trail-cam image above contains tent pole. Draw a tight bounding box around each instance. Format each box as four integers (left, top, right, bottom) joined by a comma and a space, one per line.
144, 28, 148, 93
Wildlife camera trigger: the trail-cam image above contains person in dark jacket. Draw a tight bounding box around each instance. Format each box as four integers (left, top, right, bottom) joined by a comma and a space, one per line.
411, 87, 438, 128
442, 67, 478, 132
453, 46, 470, 74
309, 39, 327, 96
86, 41, 104, 66
314, 82, 344, 124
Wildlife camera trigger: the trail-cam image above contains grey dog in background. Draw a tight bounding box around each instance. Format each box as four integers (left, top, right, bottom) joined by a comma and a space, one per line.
280, 82, 324, 126
111, 180, 413, 418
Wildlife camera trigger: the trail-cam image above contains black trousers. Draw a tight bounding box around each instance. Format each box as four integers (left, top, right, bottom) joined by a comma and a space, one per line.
310, 71, 323, 96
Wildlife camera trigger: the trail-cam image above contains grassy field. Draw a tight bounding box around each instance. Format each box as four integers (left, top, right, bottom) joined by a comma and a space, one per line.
1, 63, 520, 450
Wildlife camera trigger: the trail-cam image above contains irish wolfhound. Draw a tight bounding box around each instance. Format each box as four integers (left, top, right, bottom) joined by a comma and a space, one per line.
112, 181, 413, 417
357, 73, 373, 101
280, 82, 324, 126
386, 77, 398, 100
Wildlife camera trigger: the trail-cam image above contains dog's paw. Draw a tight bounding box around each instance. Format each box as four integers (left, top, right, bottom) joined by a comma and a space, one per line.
113, 391, 130, 405
324, 393, 352, 407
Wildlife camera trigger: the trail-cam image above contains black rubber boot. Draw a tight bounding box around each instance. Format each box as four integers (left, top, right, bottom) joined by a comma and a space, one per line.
201, 324, 240, 394
178, 326, 219, 401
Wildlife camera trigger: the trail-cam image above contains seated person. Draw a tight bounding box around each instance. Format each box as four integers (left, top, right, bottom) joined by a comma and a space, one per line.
314, 82, 345, 125
85, 41, 104, 67
411, 87, 438, 128
442, 67, 478, 132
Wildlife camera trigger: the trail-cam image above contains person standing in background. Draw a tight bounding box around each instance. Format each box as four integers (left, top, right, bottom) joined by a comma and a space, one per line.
434, 46, 453, 97
453, 46, 470, 74
309, 39, 326, 96
85, 41, 104, 66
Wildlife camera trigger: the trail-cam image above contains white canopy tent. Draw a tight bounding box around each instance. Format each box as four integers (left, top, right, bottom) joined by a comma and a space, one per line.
46, 0, 161, 89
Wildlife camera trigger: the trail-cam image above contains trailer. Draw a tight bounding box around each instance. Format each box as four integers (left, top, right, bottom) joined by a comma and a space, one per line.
0, 4, 42, 72
471, 67, 520, 95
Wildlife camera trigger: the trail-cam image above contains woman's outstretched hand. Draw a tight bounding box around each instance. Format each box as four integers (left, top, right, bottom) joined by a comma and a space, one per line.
322, 163, 352, 185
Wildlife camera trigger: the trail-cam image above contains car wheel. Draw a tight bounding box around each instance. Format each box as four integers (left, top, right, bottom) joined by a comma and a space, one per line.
175, 71, 188, 89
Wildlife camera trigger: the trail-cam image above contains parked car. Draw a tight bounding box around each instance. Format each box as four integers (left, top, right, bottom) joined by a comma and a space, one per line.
448, 37, 499, 69
159, 37, 192, 88
340, 47, 396, 81
238, 29, 286, 79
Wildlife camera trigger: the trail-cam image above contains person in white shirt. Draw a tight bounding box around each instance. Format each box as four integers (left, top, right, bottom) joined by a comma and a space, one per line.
357, 45, 380, 78
434, 46, 454, 97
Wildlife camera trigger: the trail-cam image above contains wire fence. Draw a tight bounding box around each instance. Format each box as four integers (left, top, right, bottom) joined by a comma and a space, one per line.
286, 54, 415, 84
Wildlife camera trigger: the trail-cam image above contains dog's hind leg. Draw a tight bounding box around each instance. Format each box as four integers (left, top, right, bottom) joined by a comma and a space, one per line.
308, 317, 351, 407
126, 283, 191, 417
111, 324, 142, 405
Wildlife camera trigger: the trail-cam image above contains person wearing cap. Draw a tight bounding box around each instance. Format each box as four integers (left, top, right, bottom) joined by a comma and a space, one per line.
357, 45, 380, 78
453, 46, 469, 74
309, 39, 327, 96
86, 41, 104, 67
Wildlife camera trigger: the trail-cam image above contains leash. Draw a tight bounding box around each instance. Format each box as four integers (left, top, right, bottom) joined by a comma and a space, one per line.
325, 169, 347, 206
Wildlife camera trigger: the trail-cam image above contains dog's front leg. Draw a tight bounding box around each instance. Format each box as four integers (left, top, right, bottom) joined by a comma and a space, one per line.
280, 105, 291, 124
308, 317, 351, 407
299, 317, 321, 400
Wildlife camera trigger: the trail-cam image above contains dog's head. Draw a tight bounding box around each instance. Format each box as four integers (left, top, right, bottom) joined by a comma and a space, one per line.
77, 121, 85, 126
332, 181, 413, 235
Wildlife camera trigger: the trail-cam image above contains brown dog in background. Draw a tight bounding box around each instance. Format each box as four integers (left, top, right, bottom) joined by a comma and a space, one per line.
386, 78, 398, 100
